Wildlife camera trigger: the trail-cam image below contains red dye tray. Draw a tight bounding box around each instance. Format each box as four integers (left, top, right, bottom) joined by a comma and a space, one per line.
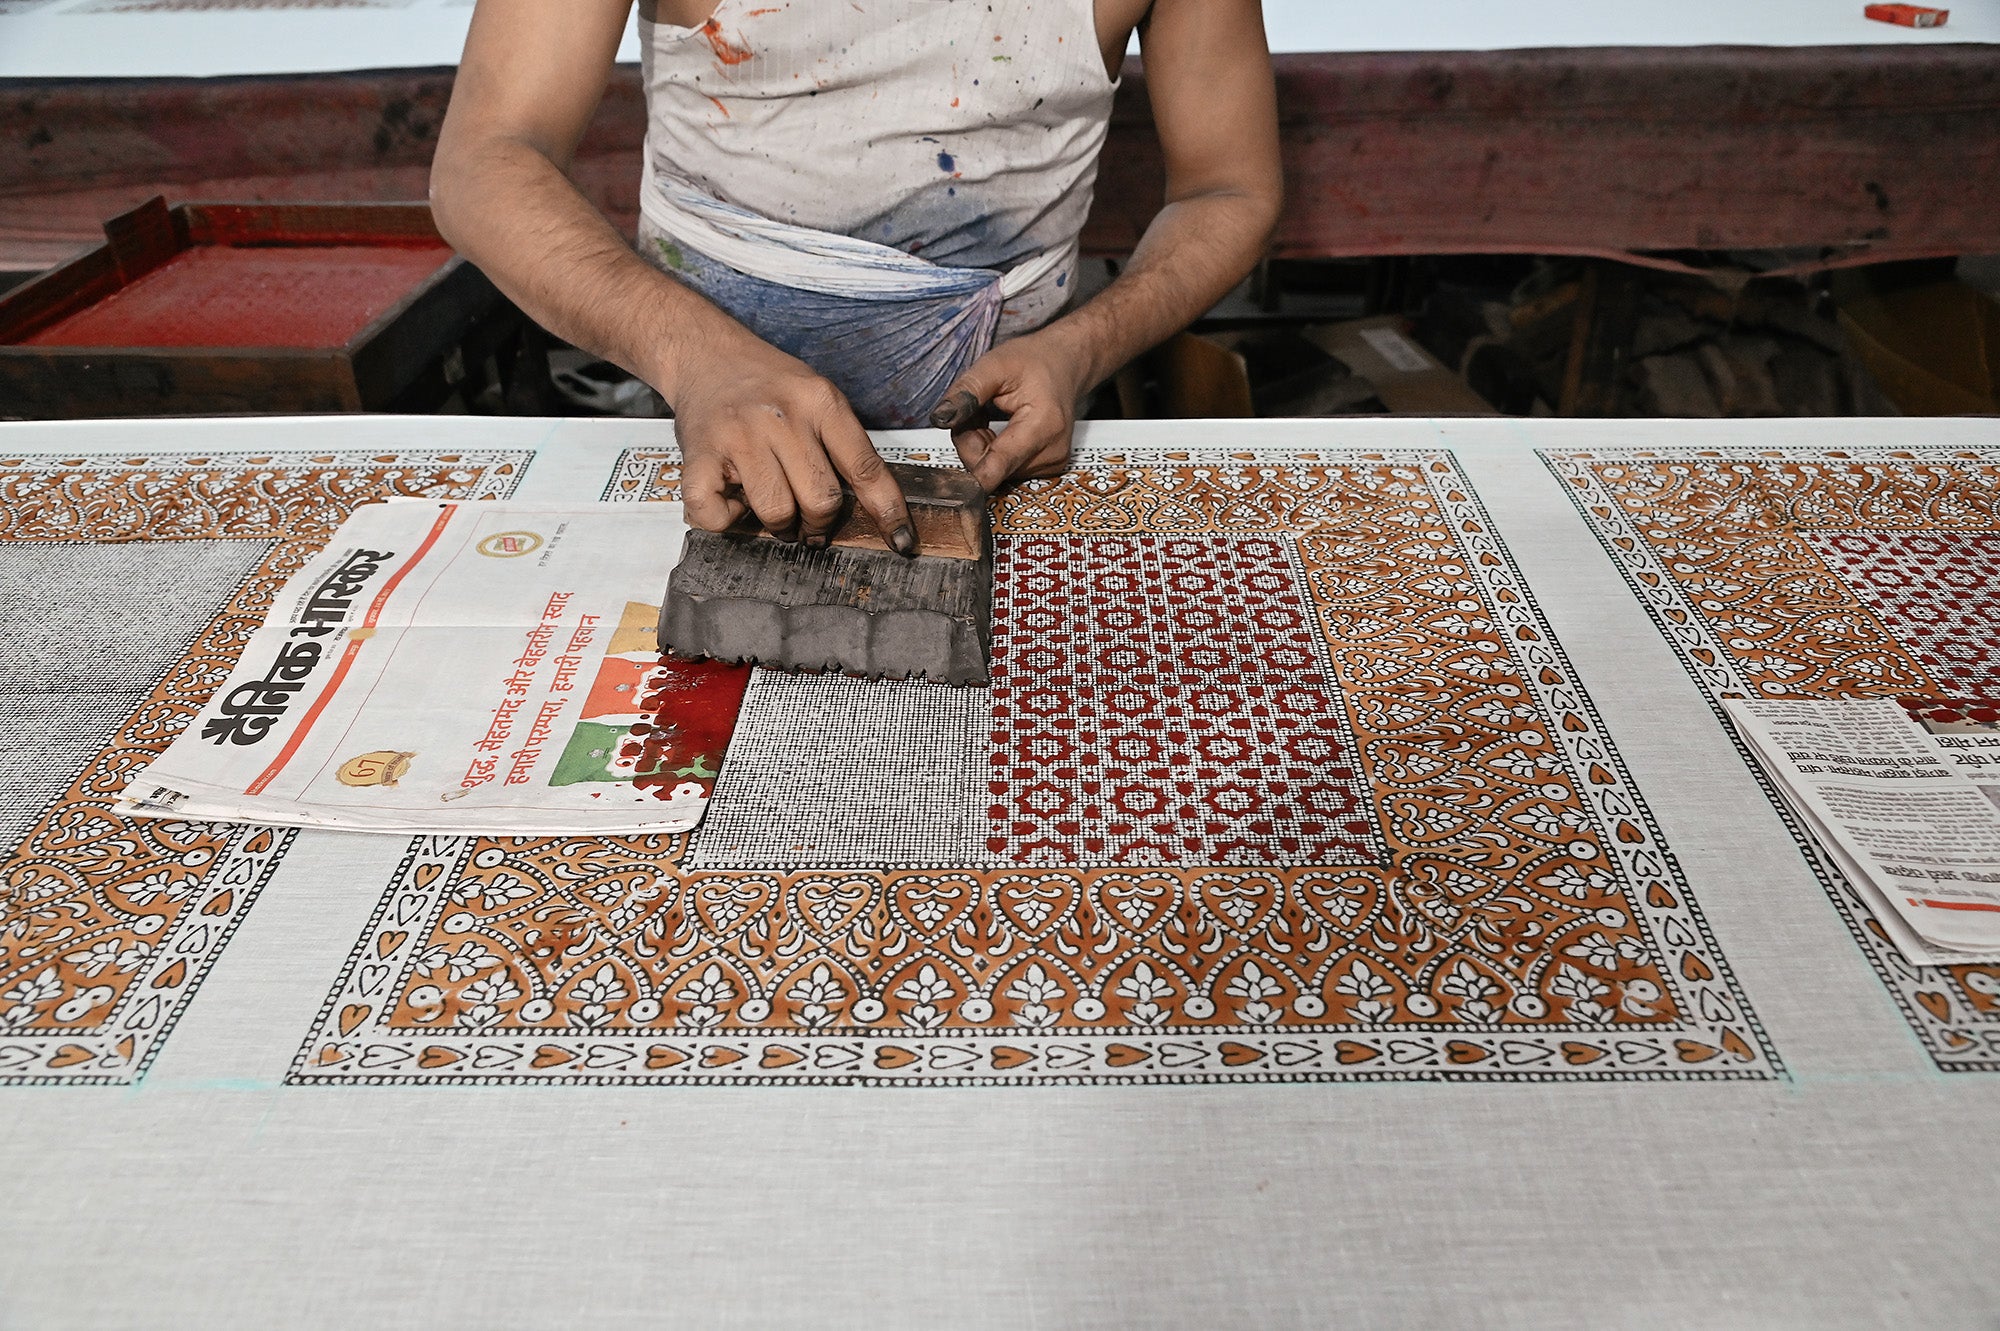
0, 198, 513, 417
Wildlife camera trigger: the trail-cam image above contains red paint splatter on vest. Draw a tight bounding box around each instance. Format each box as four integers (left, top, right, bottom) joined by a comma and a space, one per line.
701, 18, 755, 65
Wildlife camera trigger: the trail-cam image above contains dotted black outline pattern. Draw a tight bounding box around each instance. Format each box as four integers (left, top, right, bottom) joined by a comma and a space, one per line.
1542, 446, 2000, 1074
686, 674, 993, 869
290, 447, 1783, 1086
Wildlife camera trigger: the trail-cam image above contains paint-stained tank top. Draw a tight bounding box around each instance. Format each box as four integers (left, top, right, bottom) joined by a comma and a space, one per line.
639, 0, 1118, 330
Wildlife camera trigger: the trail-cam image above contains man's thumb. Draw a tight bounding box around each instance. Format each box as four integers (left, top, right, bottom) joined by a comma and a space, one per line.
929, 374, 992, 431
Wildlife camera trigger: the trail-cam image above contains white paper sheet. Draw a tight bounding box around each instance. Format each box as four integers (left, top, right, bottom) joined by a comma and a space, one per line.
1725, 697, 2000, 961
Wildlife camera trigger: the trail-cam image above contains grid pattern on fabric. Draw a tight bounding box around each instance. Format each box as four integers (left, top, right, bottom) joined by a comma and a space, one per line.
988, 534, 1382, 867
1807, 530, 2000, 696
0, 540, 270, 851
687, 672, 991, 869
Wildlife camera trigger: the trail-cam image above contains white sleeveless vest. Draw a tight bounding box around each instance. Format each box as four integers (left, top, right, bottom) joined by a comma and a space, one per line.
637, 0, 1118, 337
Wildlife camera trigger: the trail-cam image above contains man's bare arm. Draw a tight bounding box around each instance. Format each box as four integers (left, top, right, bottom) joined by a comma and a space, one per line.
431, 0, 665, 396
937, 0, 1283, 488
1057, 0, 1283, 389
431, 0, 912, 546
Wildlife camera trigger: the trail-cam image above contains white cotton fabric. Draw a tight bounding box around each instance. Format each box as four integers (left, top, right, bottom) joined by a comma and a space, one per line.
5, 415, 2000, 1330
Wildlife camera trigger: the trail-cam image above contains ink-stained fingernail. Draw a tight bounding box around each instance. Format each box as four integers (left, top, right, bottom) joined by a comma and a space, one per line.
806, 533, 829, 549
930, 390, 979, 430
891, 524, 917, 555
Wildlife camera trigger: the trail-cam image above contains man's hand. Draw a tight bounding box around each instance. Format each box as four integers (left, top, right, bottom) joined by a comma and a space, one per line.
431, 0, 913, 549
930, 330, 1091, 493
670, 330, 916, 550
929, 0, 1280, 494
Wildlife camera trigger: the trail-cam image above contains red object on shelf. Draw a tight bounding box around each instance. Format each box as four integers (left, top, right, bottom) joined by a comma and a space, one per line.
1864, 4, 1949, 27
21, 243, 450, 350
0, 197, 515, 417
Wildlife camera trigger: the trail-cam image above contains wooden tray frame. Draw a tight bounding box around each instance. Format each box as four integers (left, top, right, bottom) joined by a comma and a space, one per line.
0, 197, 512, 417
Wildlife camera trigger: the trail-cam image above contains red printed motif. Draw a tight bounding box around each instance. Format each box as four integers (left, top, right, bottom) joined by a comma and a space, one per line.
989, 535, 1377, 866
1809, 531, 2000, 696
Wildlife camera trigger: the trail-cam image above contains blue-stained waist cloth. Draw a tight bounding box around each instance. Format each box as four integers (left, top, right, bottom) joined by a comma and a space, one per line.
658, 241, 1003, 431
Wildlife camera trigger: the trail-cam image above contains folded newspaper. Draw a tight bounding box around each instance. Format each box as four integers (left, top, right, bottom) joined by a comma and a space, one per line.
116, 500, 751, 835
1726, 697, 2000, 963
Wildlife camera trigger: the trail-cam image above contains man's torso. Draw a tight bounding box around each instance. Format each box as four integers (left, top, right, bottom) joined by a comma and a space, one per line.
643, 0, 1153, 81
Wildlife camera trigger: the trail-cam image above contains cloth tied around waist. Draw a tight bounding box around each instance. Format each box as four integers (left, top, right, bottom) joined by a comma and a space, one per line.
639, 173, 1070, 429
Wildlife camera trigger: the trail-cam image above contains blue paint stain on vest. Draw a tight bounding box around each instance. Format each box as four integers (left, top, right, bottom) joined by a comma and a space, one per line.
664, 246, 1001, 430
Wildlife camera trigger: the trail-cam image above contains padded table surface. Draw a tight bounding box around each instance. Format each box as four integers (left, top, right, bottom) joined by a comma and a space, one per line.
0, 413, 1996, 1327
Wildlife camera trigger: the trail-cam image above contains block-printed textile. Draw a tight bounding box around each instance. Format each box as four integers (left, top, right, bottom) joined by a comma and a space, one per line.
298, 447, 1778, 1086
688, 675, 990, 869
0, 451, 527, 1084
690, 534, 1378, 871
990, 534, 1379, 868
1807, 530, 2000, 698
1547, 448, 2000, 1072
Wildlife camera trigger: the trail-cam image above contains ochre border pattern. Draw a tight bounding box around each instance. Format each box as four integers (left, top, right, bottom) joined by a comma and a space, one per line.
0, 451, 531, 1084
294, 446, 1779, 1085
1544, 447, 2000, 1072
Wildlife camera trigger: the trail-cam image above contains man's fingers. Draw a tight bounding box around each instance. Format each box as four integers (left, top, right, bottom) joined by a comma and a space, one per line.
734, 445, 799, 539
770, 429, 847, 546
929, 389, 984, 432
951, 424, 999, 476
966, 408, 1070, 493
681, 449, 748, 532
1019, 436, 1072, 480
968, 442, 1017, 493
930, 360, 1006, 431
820, 406, 916, 555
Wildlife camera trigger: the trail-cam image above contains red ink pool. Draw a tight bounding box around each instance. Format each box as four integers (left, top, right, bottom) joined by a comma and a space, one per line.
20, 242, 452, 350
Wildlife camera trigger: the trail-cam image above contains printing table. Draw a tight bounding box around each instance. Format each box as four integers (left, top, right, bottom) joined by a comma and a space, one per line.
0, 412, 1995, 1326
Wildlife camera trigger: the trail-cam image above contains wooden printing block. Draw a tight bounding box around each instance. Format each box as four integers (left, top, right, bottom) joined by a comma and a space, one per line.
658, 463, 993, 686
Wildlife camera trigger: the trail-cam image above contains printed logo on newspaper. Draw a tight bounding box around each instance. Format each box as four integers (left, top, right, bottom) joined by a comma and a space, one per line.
337, 750, 415, 787
478, 531, 544, 558
201, 547, 393, 747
